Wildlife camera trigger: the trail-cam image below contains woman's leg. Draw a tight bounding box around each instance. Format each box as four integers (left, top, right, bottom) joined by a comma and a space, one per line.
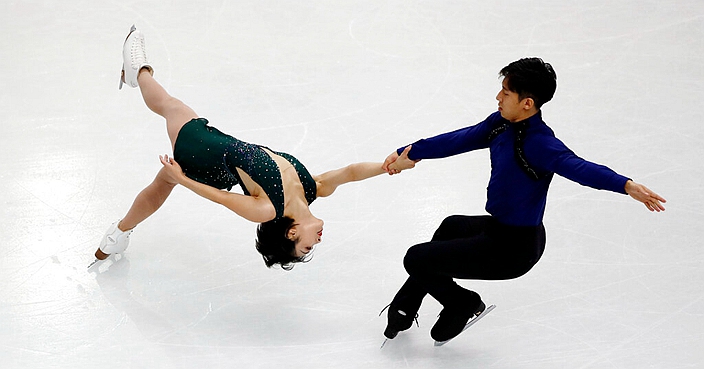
118, 167, 178, 231
95, 168, 178, 260
95, 72, 193, 260
97, 27, 198, 260
136, 69, 198, 149
111, 69, 197, 233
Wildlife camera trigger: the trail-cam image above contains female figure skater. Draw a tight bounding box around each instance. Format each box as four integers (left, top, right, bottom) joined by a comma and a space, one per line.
95, 25, 392, 270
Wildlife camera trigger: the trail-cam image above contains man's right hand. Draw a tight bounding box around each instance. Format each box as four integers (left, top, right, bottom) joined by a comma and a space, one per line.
383, 145, 418, 175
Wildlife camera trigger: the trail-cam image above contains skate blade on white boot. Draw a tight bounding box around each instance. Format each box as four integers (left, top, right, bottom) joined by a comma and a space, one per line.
119, 65, 125, 90
434, 304, 496, 347
89, 220, 132, 273
87, 253, 123, 274
119, 24, 137, 90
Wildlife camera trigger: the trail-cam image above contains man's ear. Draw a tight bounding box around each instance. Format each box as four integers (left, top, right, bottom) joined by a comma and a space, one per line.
522, 97, 535, 111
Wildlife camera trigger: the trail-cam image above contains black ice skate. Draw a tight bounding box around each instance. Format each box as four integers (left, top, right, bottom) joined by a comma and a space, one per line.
432, 301, 496, 346
379, 304, 419, 348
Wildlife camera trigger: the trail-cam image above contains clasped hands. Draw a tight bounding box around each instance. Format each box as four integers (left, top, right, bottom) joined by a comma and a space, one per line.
382, 145, 419, 175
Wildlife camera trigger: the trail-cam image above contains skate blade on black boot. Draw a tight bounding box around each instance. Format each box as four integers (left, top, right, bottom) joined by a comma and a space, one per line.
433, 304, 496, 347
379, 304, 419, 349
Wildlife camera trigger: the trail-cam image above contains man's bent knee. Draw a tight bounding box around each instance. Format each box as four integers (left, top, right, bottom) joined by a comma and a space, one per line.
403, 244, 429, 275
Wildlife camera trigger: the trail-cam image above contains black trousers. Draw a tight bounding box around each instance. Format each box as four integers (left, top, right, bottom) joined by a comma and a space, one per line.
392, 215, 546, 313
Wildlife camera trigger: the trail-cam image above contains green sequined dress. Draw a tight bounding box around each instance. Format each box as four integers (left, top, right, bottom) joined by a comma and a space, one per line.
173, 118, 317, 219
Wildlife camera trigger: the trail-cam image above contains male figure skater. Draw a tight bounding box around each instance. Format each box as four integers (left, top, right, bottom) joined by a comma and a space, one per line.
381, 57, 666, 345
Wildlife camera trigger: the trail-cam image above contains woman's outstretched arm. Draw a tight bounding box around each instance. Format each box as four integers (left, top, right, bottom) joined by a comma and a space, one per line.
314, 162, 387, 198
159, 155, 276, 222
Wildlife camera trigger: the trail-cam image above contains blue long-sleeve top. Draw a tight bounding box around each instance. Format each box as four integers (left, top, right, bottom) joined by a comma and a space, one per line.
399, 111, 630, 226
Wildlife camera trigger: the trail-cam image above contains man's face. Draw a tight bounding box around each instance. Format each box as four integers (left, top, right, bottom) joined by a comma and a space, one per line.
496, 78, 528, 122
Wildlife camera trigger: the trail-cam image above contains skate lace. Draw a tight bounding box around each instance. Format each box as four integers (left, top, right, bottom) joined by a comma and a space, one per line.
109, 228, 132, 243
130, 36, 148, 68
378, 304, 390, 316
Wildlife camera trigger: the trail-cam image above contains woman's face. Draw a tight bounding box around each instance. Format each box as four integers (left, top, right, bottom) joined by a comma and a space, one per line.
290, 217, 324, 258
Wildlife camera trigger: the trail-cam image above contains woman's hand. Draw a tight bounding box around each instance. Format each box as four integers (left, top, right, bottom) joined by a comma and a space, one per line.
384, 145, 418, 175
382, 150, 400, 174
625, 180, 666, 212
159, 154, 186, 184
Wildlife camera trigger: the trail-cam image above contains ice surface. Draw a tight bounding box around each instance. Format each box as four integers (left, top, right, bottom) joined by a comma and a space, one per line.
1, 1, 702, 368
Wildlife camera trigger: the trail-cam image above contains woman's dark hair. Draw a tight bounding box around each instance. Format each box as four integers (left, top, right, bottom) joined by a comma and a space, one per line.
499, 57, 557, 109
255, 216, 309, 270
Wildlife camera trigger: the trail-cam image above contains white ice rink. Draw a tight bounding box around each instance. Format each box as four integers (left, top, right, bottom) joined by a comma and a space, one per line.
1, 1, 702, 368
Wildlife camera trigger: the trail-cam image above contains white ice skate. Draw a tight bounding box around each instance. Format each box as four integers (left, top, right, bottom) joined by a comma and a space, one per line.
119, 24, 152, 89
87, 252, 124, 274
89, 220, 133, 270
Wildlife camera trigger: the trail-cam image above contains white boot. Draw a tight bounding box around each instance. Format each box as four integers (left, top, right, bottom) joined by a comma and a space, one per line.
119, 24, 152, 89
96, 220, 133, 259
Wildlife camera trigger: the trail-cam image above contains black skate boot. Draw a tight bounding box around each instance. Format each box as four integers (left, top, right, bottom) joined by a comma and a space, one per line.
430, 299, 485, 343
380, 304, 419, 339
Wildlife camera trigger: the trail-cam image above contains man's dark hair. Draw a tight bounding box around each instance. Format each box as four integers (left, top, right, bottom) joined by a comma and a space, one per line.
499, 57, 557, 109
255, 217, 308, 270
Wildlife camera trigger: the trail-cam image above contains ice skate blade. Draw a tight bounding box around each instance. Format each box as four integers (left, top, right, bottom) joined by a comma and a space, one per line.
380, 338, 389, 349
87, 253, 123, 274
118, 24, 137, 90
434, 304, 496, 347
